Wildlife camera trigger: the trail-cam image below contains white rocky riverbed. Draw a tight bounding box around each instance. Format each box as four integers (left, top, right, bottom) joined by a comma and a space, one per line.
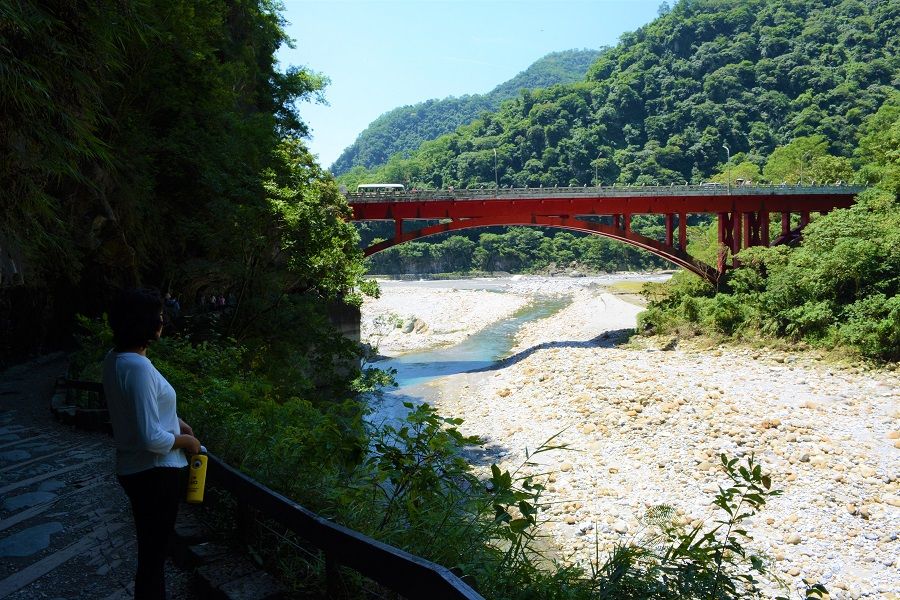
361, 276, 899, 599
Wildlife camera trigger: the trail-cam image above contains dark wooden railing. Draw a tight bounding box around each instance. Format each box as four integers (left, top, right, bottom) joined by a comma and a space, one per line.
207, 455, 483, 599
58, 380, 484, 600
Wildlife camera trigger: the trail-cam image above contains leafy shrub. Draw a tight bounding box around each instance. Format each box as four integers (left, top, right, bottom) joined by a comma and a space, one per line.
679, 296, 701, 323
704, 294, 746, 335
838, 294, 900, 361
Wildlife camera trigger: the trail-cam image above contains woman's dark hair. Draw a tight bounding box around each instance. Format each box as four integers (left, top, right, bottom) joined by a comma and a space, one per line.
109, 288, 164, 349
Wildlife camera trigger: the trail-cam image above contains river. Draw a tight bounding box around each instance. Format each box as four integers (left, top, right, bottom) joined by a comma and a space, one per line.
359, 274, 900, 596
363, 273, 668, 427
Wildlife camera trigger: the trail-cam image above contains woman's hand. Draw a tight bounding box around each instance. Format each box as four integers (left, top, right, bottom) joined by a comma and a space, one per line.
173, 434, 202, 455
178, 418, 194, 437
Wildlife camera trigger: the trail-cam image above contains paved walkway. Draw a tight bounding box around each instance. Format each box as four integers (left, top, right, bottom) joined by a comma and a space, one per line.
0, 355, 194, 599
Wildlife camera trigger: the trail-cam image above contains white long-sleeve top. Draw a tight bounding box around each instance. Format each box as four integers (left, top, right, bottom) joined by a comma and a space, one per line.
102, 351, 188, 475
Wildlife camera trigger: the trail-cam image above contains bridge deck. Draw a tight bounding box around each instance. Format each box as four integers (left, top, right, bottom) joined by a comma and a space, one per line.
348, 184, 860, 221
347, 184, 861, 203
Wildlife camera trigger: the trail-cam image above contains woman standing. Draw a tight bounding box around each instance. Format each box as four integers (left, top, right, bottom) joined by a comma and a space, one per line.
103, 288, 201, 599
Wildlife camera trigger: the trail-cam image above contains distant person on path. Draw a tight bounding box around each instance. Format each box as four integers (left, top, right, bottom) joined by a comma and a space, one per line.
163, 292, 180, 321
103, 288, 201, 600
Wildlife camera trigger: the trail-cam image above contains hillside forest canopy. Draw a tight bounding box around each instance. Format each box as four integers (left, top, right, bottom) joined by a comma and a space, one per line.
0, 0, 369, 369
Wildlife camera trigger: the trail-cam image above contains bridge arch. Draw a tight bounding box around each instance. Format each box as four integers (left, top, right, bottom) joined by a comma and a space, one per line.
363, 215, 720, 283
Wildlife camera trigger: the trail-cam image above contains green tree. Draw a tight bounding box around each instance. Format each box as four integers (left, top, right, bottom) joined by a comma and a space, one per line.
710, 159, 763, 184
762, 136, 830, 184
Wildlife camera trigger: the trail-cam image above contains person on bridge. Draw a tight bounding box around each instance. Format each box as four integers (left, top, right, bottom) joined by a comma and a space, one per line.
103, 288, 201, 600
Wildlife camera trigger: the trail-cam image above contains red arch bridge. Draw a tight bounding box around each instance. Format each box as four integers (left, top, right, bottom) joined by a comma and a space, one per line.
347, 184, 862, 284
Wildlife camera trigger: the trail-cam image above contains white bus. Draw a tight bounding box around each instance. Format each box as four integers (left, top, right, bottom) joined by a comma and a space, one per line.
356, 183, 405, 193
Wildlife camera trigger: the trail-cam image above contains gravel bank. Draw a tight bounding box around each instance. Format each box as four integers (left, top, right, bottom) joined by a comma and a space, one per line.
375, 282, 900, 599
361, 274, 663, 357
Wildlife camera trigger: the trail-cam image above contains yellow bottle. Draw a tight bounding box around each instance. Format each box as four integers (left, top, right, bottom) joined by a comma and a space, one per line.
186, 446, 208, 504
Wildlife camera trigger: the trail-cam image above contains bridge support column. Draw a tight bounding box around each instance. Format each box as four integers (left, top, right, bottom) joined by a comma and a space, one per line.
394, 219, 403, 240
743, 212, 752, 249
665, 214, 674, 247
717, 212, 730, 274
623, 214, 631, 233
781, 212, 790, 237
744, 212, 765, 248
717, 211, 750, 272
799, 211, 810, 227
678, 213, 687, 250
731, 211, 742, 258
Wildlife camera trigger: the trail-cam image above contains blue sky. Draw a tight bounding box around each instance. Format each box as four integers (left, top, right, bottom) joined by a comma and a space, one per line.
277, 1, 662, 168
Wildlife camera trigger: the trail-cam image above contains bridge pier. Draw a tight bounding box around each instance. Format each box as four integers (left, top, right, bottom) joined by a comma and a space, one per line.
665, 213, 689, 250
611, 214, 632, 233
717, 212, 730, 274
717, 210, 794, 274
743, 213, 753, 248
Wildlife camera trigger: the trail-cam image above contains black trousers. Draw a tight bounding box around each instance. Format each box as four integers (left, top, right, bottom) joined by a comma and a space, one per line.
117, 467, 185, 600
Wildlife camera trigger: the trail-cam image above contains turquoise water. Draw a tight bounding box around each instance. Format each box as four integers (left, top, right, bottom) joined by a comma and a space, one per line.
374, 295, 571, 389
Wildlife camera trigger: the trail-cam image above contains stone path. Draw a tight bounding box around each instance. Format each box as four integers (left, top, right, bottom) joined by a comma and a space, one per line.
0, 355, 194, 600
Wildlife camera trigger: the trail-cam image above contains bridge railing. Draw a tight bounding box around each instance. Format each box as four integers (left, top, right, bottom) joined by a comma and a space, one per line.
347, 183, 862, 202
58, 379, 484, 600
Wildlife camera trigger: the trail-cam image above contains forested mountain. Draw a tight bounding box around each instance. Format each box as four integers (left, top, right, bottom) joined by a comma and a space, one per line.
347, 0, 898, 189
329, 49, 601, 175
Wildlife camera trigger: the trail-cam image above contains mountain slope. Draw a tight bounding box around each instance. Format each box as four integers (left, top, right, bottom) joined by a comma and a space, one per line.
329, 49, 602, 175
354, 0, 898, 188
